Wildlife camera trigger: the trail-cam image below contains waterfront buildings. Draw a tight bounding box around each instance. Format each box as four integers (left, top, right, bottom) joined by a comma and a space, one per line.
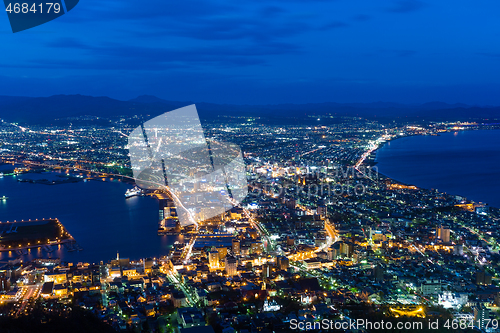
2, 117, 500, 331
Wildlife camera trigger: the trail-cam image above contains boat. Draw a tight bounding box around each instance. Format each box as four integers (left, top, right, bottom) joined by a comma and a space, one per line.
125, 186, 142, 198
1, 196, 7, 201
0, 172, 3, 178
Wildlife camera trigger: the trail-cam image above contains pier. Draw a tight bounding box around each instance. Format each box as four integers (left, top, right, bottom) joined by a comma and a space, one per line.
0, 219, 74, 252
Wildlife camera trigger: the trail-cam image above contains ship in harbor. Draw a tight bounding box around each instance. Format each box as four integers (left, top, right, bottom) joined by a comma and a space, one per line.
125, 186, 142, 198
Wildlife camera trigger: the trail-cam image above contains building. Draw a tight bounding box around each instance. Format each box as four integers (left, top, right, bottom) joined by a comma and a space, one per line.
122, 267, 138, 277
438, 291, 468, 309
215, 247, 228, 261
437, 225, 450, 243
420, 280, 441, 296
44, 272, 67, 284
453, 244, 464, 256
370, 228, 387, 242
277, 256, 289, 271
144, 258, 155, 274
331, 243, 341, 259
340, 242, 353, 258
229, 207, 243, 220
53, 284, 68, 298
177, 307, 205, 328
261, 264, 271, 279
208, 251, 220, 270
0, 288, 22, 302
475, 206, 488, 215
304, 259, 322, 270
250, 242, 263, 254
173, 291, 188, 308
40, 282, 54, 298
474, 304, 490, 329
0, 273, 10, 291
232, 239, 240, 255
476, 270, 492, 285
225, 256, 238, 277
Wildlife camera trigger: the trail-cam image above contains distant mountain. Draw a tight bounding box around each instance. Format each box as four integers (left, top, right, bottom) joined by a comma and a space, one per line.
0, 94, 499, 125
0, 95, 34, 106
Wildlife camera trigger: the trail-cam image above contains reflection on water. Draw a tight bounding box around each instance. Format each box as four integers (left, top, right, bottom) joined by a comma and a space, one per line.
0, 169, 177, 263
376, 130, 500, 208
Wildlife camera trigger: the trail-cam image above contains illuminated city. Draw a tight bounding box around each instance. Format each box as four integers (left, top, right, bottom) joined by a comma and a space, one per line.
2, 0, 500, 332
2, 112, 500, 332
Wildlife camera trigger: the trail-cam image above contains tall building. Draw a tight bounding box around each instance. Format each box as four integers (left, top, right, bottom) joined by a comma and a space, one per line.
232, 239, 240, 255
0, 273, 10, 291
437, 225, 450, 243
331, 242, 341, 259
208, 251, 220, 270
262, 263, 271, 279
474, 304, 490, 329
225, 256, 238, 276
277, 256, 289, 271
340, 242, 353, 258
216, 247, 228, 260
327, 248, 334, 261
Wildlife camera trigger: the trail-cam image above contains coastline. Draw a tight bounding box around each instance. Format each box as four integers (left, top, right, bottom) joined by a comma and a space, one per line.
0, 169, 167, 263
0, 219, 75, 252
372, 128, 500, 209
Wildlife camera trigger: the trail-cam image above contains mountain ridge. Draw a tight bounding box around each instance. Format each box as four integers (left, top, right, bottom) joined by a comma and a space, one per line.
0, 94, 499, 124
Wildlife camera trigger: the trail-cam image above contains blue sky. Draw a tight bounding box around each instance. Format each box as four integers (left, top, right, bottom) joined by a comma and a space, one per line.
2, 0, 500, 104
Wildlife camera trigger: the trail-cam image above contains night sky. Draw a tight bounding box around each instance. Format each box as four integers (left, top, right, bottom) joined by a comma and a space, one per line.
2, 0, 500, 105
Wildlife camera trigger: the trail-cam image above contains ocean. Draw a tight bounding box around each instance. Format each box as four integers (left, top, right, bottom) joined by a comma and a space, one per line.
0, 168, 177, 264
375, 129, 500, 208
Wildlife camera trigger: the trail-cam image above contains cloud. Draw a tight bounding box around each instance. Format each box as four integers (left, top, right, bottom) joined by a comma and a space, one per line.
318, 21, 349, 31
37, 38, 301, 70
352, 14, 371, 21
386, 0, 426, 13
259, 6, 286, 18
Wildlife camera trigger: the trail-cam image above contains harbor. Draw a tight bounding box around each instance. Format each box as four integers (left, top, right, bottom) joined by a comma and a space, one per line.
0, 219, 75, 252
0, 170, 175, 263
